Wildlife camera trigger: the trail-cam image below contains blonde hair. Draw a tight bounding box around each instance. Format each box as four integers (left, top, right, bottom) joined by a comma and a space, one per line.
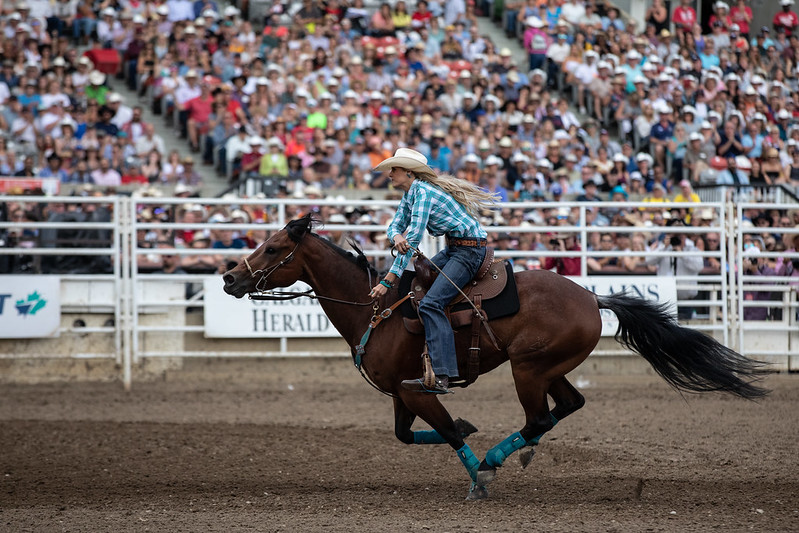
409, 167, 498, 218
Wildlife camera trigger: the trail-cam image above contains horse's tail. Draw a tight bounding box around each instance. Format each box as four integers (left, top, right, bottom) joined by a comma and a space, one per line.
596, 293, 769, 400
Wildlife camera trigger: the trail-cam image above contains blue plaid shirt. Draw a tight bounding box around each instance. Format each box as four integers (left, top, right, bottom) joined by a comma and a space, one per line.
386, 179, 487, 277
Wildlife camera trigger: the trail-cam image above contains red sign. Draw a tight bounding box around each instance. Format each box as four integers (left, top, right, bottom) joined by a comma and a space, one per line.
0, 178, 60, 195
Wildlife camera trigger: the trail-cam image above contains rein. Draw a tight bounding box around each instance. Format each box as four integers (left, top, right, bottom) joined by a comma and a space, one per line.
407, 245, 501, 350
353, 291, 416, 398
247, 238, 376, 306
248, 285, 405, 398
243, 234, 398, 396
249, 289, 376, 306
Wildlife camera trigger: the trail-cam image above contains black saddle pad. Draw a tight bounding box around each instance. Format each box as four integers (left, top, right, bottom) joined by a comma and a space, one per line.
397, 261, 520, 322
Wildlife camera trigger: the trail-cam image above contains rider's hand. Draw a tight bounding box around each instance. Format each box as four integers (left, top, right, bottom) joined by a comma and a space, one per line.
370, 283, 387, 299
393, 234, 410, 254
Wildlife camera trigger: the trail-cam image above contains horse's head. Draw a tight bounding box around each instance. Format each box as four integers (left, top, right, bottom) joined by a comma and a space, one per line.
222, 213, 314, 298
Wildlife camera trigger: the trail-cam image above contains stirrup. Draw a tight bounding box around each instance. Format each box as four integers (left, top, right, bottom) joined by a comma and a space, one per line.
401, 376, 451, 394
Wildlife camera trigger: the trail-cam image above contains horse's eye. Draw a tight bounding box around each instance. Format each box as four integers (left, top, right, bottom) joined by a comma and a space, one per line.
265, 247, 276, 254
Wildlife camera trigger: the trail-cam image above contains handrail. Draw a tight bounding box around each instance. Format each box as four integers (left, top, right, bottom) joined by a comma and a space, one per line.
692, 182, 799, 202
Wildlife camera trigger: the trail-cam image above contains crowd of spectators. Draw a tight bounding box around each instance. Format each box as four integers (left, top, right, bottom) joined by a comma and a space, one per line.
3, 0, 799, 319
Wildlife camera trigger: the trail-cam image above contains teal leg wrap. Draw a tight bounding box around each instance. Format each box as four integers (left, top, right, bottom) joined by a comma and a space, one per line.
457, 443, 480, 482
484, 432, 527, 468
413, 430, 448, 445
530, 413, 559, 445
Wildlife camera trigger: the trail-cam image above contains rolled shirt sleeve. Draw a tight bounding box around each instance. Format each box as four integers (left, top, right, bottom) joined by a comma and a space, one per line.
385, 180, 486, 277
386, 184, 431, 277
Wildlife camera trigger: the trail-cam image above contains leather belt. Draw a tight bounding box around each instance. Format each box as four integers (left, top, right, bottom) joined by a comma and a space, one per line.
446, 236, 487, 248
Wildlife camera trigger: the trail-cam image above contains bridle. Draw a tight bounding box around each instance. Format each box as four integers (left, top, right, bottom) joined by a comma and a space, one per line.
239, 233, 409, 398
243, 240, 302, 293
242, 236, 376, 306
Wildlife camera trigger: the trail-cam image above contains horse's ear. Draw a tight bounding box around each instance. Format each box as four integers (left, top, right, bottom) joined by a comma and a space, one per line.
348, 239, 371, 271
285, 212, 315, 242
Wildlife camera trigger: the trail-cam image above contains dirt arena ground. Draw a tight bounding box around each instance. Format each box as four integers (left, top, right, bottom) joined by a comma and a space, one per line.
1, 358, 797, 532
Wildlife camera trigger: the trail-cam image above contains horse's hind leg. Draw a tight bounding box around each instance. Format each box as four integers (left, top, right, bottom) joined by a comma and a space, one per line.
549, 376, 586, 420
476, 361, 561, 486
518, 376, 585, 468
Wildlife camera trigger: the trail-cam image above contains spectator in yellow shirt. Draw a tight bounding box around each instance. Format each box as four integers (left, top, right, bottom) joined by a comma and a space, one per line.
673, 179, 701, 223
641, 182, 671, 219
392, 0, 412, 31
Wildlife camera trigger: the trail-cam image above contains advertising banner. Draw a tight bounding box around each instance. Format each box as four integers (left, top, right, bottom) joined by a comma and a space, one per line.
204, 275, 676, 339
0, 177, 60, 195
568, 276, 678, 336
0, 276, 61, 338
203, 277, 335, 338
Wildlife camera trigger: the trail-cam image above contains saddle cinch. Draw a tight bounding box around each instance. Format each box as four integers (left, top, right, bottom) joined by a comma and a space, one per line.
397, 248, 520, 387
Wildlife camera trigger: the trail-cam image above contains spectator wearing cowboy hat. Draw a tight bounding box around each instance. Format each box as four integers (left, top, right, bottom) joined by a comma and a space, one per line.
259, 137, 288, 178
774, 0, 799, 37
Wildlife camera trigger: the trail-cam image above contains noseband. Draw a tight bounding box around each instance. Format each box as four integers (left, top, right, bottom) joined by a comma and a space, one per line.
244, 240, 302, 293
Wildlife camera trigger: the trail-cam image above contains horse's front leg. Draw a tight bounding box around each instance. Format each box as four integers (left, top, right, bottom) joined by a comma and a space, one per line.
396, 391, 486, 500
394, 398, 477, 444
393, 398, 479, 445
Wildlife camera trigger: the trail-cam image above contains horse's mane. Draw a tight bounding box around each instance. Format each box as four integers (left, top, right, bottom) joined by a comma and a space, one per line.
285, 213, 378, 276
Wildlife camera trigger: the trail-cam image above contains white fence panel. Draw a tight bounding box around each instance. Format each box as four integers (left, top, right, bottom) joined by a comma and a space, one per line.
3, 195, 798, 387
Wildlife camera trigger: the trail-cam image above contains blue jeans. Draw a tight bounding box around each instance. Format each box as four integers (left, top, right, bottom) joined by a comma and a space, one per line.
529, 53, 546, 72
72, 18, 97, 41
418, 244, 486, 378
504, 10, 519, 35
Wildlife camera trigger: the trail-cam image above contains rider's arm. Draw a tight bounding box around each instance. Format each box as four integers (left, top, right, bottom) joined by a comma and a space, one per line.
387, 185, 433, 278
386, 193, 410, 244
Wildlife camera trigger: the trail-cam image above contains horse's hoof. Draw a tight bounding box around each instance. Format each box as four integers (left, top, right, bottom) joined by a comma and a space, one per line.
466, 482, 489, 501
519, 446, 536, 469
476, 465, 496, 486
455, 418, 479, 438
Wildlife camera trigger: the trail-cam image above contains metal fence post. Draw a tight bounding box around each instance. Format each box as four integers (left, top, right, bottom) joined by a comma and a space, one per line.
120, 197, 134, 391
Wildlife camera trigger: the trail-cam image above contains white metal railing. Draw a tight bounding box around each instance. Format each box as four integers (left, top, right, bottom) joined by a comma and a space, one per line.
0, 195, 123, 361
736, 201, 799, 363
126, 198, 730, 360
3, 195, 799, 387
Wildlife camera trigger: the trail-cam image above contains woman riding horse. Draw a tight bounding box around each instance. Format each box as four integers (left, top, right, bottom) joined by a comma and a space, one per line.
222, 213, 767, 500
369, 148, 498, 394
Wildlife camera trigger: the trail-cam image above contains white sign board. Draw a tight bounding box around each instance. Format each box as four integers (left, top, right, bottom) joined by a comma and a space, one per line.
203, 277, 336, 338
568, 276, 678, 336
0, 276, 60, 338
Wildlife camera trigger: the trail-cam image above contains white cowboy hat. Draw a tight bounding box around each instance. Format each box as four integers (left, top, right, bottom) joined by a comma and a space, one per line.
89, 70, 106, 85
525, 16, 543, 28
266, 136, 284, 149
373, 148, 431, 172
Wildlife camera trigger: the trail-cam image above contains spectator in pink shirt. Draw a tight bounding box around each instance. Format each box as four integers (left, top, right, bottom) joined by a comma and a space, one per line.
90, 157, 122, 187
523, 16, 549, 71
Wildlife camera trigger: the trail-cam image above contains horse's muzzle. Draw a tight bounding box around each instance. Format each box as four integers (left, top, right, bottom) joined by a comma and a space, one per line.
222, 272, 248, 298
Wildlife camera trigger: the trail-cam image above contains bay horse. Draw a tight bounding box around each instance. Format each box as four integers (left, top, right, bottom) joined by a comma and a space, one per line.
222, 214, 767, 499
